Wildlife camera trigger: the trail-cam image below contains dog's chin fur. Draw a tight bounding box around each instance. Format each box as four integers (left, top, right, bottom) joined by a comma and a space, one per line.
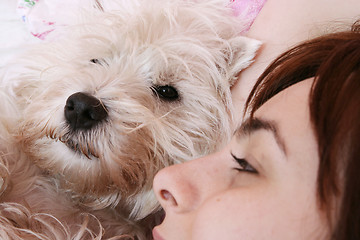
0, 0, 260, 239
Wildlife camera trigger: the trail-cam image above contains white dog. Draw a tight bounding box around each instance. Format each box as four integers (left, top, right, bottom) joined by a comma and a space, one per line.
0, 0, 260, 239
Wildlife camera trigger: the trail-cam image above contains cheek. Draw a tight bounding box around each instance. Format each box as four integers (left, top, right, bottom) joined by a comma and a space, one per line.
191, 189, 273, 240
191, 187, 327, 240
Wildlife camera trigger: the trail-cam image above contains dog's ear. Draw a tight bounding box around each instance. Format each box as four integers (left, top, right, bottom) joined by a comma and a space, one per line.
222, 36, 262, 86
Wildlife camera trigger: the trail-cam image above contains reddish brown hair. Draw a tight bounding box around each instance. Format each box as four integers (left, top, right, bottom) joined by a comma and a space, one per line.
245, 21, 360, 239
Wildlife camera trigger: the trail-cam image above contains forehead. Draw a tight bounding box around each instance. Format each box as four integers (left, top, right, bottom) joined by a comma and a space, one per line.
254, 79, 313, 123
251, 78, 318, 159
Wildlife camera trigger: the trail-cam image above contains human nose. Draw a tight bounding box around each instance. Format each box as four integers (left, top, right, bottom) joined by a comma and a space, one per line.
153, 161, 198, 213
153, 152, 224, 213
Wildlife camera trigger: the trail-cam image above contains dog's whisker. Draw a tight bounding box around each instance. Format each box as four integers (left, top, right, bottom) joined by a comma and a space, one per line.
87, 143, 100, 159
122, 123, 149, 134
40, 119, 51, 134
80, 149, 92, 160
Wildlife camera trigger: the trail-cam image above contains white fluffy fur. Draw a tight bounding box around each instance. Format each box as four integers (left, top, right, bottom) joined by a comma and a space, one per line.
0, 0, 260, 239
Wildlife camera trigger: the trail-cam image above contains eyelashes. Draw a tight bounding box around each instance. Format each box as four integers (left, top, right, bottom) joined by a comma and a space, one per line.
231, 153, 258, 174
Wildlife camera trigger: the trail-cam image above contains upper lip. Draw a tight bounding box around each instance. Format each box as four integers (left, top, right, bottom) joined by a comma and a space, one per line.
152, 227, 165, 240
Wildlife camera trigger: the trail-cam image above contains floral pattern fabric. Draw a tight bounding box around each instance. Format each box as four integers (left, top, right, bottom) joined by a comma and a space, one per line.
16, 0, 267, 40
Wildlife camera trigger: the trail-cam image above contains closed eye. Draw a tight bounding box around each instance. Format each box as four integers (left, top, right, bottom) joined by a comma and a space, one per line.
231, 153, 258, 174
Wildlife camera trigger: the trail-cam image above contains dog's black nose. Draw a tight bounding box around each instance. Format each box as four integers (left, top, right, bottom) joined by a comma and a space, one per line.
64, 92, 108, 130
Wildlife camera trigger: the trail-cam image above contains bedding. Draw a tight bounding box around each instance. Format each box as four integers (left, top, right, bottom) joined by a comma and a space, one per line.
0, 0, 265, 68
0, 0, 40, 68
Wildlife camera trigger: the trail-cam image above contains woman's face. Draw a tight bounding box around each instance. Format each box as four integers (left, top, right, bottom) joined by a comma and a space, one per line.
152, 79, 328, 240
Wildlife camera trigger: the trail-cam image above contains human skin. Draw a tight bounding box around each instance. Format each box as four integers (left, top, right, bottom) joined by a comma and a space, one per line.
152, 78, 329, 240
232, 0, 360, 124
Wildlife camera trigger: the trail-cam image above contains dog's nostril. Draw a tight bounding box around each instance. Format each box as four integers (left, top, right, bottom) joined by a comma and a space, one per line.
64, 92, 108, 130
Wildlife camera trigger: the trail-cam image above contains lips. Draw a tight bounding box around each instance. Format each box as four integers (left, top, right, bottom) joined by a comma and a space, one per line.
152, 209, 166, 240
152, 227, 165, 240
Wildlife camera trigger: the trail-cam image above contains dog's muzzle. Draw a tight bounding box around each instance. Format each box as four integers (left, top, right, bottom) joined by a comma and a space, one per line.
64, 92, 108, 131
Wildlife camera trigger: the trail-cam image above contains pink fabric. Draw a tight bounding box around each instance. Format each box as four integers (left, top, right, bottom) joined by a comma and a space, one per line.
17, 0, 267, 40
17, 0, 93, 40
230, 0, 267, 32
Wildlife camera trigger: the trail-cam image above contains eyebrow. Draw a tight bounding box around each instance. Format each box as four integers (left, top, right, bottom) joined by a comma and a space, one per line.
235, 117, 287, 156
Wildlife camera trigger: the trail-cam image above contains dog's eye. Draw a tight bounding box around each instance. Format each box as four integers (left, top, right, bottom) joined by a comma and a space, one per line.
153, 85, 179, 101
90, 58, 109, 66
90, 59, 100, 64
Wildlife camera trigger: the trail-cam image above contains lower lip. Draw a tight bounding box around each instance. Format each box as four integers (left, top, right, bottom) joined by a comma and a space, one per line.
152, 228, 165, 240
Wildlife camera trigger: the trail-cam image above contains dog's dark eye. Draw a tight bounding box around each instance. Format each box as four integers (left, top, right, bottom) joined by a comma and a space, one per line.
90, 59, 100, 64
153, 85, 179, 101
90, 58, 109, 66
